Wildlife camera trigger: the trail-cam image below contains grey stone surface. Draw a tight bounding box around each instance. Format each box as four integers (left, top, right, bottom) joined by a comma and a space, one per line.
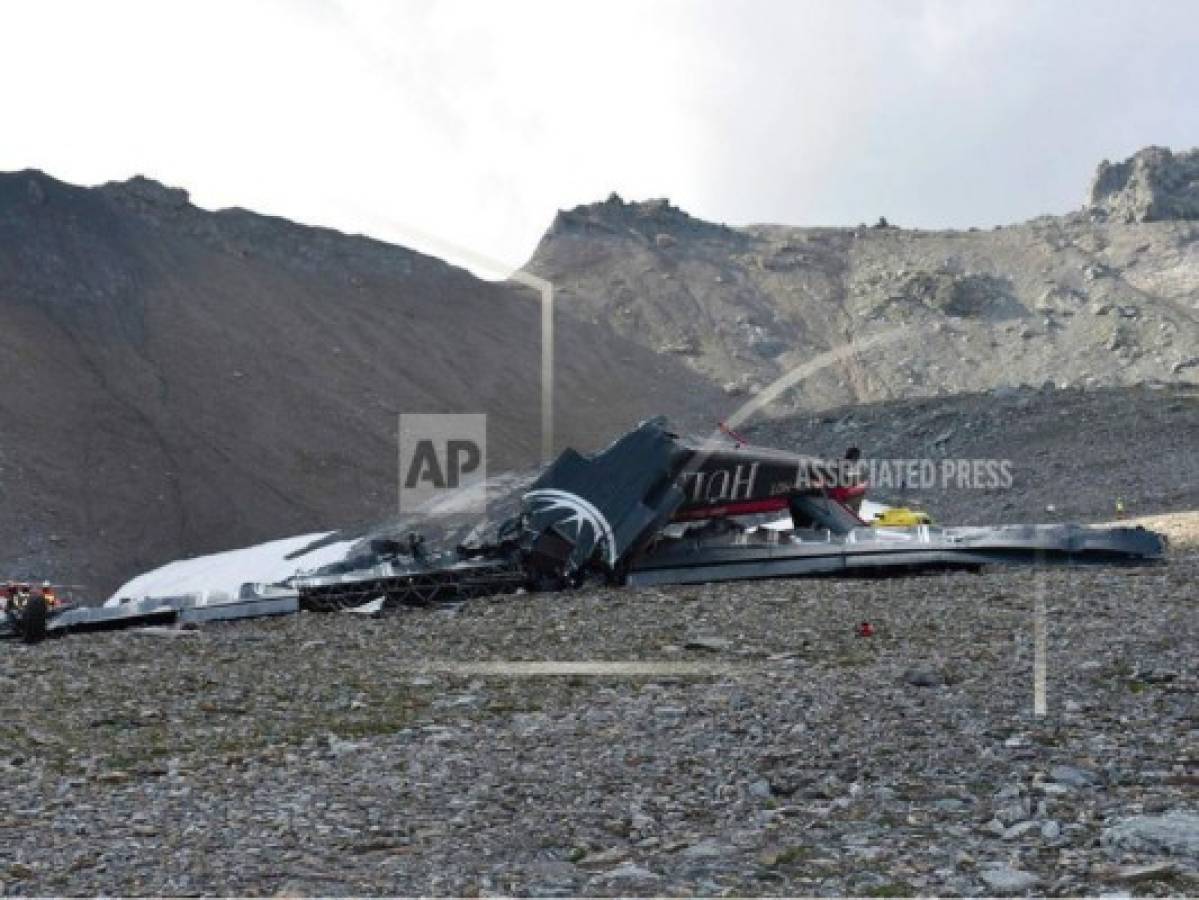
0, 554, 1194, 895
980, 864, 1041, 894
1102, 812, 1199, 859
530, 152, 1199, 416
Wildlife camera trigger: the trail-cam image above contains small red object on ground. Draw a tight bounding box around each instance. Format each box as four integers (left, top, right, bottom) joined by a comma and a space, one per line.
717, 421, 750, 447
856, 621, 874, 638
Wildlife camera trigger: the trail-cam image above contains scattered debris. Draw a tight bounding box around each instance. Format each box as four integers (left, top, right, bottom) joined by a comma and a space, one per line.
341, 597, 386, 616
5, 419, 1167, 643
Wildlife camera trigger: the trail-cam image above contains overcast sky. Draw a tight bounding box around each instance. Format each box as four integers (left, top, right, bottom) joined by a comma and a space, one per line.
3, 0, 1196, 275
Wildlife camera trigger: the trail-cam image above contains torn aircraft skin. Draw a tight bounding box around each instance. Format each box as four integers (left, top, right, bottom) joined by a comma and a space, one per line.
237, 418, 1171, 611
4, 418, 1167, 641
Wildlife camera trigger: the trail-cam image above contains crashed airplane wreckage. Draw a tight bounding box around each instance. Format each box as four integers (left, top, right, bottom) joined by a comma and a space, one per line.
5, 418, 1167, 640
294, 419, 1165, 607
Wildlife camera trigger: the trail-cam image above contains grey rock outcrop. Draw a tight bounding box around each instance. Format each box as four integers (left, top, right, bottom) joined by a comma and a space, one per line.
1089, 146, 1199, 222
104, 174, 191, 209
529, 147, 1199, 412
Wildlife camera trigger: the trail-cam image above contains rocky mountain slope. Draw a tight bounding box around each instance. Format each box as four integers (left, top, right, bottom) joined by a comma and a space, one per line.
528, 147, 1199, 412
0, 172, 725, 595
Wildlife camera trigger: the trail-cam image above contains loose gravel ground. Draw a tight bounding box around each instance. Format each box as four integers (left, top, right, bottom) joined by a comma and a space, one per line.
1, 549, 1196, 896
753, 384, 1199, 528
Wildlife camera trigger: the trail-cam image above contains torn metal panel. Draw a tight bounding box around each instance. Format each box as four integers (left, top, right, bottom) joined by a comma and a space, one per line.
40, 591, 300, 635
178, 593, 299, 624
786, 494, 867, 533
627, 523, 1167, 586
520, 416, 686, 574
295, 558, 524, 611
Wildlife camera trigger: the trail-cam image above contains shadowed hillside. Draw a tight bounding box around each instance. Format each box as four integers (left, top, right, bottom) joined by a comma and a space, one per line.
0, 172, 726, 594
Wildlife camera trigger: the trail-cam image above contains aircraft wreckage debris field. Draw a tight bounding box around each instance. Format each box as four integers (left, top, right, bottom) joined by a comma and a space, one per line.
1, 547, 1196, 896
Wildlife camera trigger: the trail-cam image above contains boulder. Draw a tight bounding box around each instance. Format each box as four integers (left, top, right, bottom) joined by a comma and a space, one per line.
980, 865, 1040, 894
1102, 812, 1199, 859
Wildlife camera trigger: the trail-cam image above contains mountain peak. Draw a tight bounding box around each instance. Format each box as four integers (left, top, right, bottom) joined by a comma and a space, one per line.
100, 174, 191, 210
547, 193, 735, 245
1088, 145, 1199, 223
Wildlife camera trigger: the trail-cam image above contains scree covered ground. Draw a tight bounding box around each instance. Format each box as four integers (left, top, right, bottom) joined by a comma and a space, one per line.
1, 534, 1196, 896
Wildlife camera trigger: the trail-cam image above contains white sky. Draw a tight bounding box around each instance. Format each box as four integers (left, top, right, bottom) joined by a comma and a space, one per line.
2, 0, 1196, 276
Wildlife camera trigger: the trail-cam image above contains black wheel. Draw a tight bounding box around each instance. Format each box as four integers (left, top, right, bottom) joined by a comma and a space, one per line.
20, 595, 47, 644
